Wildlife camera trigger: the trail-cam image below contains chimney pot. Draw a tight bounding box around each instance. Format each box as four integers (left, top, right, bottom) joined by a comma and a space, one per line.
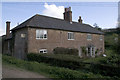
78, 16, 83, 24
6, 21, 10, 38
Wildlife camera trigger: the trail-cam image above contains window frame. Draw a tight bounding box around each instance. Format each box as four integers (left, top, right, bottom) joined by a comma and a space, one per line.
87, 34, 92, 40
39, 49, 47, 54
68, 32, 74, 40
36, 29, 47, 40
21, 33, 26, 38
100, 35, 103, 41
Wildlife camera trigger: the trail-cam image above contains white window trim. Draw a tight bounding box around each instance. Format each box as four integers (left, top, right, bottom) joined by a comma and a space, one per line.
36, 37, 47, 40
68, 32, 74, 40
39, 49, 47, 54
36, 29, 47, 40
87, 34, 92, 41
68, 37, 75, 40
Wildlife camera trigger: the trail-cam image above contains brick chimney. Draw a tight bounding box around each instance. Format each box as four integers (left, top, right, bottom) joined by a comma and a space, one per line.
63, 7, 72, 22
6, 21, 10, 38
78, 16, 83, 24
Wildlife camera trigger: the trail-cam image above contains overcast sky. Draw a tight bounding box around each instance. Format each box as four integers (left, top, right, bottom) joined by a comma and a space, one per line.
0, 1, 119, 36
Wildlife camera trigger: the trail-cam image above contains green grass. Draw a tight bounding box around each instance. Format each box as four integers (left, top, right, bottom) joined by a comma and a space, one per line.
2, 55, 109, 79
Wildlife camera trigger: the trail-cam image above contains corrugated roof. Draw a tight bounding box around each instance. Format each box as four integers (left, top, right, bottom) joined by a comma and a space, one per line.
11, 14, 104, 34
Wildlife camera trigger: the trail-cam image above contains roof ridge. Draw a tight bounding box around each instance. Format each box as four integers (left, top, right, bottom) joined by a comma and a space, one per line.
35, 14, 75, 23
35, 14, 89, 25
26, 14, 37, 26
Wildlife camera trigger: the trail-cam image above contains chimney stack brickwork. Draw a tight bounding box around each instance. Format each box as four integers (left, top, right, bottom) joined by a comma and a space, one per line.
6, 21, 10, 38
63, 7, 72, 22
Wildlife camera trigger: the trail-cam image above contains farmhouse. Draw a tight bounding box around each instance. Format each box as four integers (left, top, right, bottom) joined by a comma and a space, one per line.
2, 7, 104, 59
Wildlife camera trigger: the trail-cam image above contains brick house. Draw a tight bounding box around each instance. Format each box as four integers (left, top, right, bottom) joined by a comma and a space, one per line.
2, 7, 104, 59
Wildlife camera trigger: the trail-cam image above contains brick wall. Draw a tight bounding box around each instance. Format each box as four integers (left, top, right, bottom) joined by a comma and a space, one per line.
27, 27, 104, 55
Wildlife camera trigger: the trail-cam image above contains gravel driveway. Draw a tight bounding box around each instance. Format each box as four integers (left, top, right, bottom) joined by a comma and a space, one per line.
2, 65, 46, 78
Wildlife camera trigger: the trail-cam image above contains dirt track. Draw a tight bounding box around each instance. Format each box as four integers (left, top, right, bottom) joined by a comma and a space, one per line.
2, 65, 46, 78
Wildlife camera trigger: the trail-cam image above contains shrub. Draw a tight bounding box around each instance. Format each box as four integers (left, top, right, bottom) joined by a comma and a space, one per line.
53, 47, 78, 56
81, 46, 87, 56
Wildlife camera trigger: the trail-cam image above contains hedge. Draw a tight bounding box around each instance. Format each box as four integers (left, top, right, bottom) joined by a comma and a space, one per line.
27, 53, 86, 70
90, 63, 120, 77
53, 47, 78, 56
27, 53, 120, 78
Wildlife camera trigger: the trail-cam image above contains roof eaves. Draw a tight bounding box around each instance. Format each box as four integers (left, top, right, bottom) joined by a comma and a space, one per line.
29, 26, 104, 35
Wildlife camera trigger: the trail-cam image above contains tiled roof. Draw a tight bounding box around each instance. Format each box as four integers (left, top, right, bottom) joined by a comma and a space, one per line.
11, 14, 104, 34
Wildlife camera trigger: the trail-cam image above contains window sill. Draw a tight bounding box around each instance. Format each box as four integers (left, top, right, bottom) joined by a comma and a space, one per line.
87, 39, 92, 41
36, 38, 47, 40
68, 39, 75, 40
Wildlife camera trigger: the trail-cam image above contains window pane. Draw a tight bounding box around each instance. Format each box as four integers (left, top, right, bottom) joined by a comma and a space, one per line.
44, 50, 47, 53
36, 30, 39, 38
40, 35, 43, 38
44, 30, 47, 34
40, 49, 47, 54
71, 33, 74, 39
43, 30, 47, 39
68, 33, 70, 39
44, 34, 47, 38
100, 35, 102, 40
70, 33, 72, 39
87, 34, 92, 40
36, 30, 47, 39
69, 33, 71, 39
68, 32, 74, 40
39, 30, 43, 38
40, 51, 43, 53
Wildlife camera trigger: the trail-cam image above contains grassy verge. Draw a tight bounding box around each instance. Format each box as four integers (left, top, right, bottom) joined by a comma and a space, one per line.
2, 55, 109, 79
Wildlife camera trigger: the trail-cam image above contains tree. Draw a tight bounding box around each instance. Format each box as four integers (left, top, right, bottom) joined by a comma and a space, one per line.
117, 27, 120, 54
93, 23, 102, 31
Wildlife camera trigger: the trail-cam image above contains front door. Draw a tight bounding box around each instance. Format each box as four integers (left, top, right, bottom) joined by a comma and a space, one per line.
87, 46, 95, 57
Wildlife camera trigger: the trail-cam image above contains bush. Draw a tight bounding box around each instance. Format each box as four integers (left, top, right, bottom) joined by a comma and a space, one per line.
81, 46, 87, 56
53, 47, 78, 56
